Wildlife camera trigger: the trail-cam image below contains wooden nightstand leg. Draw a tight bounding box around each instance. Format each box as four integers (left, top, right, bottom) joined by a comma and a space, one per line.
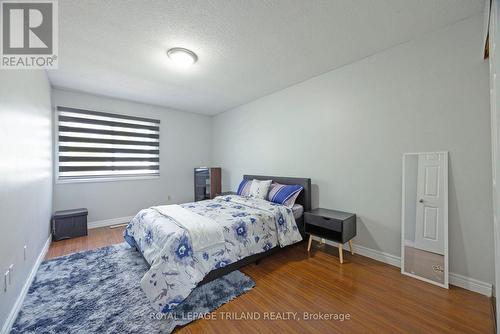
348, 240, 354, 255
339, 243, 343, 264
307, 235, 313, 252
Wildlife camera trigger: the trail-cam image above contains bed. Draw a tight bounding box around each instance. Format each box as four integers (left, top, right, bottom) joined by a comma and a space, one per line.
124, 175, 311, 313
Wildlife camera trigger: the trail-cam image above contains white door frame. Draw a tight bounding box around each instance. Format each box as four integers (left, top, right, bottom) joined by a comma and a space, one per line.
401, 151, 449, 289
488, 1, 500, 331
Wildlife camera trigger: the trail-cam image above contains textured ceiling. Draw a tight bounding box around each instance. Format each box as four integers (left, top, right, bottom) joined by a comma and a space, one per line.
48, 0, 485, 115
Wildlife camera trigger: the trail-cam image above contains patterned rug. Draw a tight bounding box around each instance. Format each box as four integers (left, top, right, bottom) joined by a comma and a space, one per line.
11, 243, 255, 333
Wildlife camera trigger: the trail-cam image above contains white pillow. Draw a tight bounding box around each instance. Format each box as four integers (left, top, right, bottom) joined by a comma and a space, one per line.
248, 179, 272, 199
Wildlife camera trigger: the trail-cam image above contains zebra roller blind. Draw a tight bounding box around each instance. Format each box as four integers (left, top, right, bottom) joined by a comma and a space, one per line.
57, 106, 160, 180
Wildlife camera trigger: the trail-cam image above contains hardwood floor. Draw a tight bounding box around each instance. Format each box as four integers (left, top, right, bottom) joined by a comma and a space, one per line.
46, 227, 494, 333
45, 226, 126, 259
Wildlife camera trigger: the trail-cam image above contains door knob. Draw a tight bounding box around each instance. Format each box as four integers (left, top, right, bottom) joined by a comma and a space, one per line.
419, 199, 424, 203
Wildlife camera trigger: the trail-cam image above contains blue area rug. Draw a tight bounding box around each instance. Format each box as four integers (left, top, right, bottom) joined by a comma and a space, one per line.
11, 243, 255, 333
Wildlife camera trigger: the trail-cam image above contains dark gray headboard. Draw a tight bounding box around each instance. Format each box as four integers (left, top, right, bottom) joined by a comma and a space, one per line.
243, 175, 312, 212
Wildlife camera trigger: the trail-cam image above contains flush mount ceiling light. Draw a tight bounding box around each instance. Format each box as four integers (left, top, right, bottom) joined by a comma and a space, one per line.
166, 47, 198, 69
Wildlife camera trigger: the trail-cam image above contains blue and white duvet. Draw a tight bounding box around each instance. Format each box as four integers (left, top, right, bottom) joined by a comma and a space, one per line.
124, 195, 302, 313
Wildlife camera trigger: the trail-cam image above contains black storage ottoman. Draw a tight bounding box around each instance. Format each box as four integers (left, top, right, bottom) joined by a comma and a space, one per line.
52, 208, 88, 241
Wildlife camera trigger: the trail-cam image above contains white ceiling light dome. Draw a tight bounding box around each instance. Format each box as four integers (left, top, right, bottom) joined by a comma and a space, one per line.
167, 47, 198, 69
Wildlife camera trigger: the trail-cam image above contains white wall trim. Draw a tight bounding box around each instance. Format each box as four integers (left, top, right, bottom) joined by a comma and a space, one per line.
312, 236, 401, 267
448, 272, 493, 297
1, 235, 51, 334
312, 236, 492, 296
88, 216, 134, 229
404, 240, 416, 248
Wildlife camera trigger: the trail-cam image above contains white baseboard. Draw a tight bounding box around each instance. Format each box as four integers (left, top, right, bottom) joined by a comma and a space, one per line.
88, 216, 134, 229
448, 272, 493, 297
351, 242, 402, 267
1, 235, 51, 334
313, 236, 401, 268
404, 239, 416, 248
312, 236, 492, 296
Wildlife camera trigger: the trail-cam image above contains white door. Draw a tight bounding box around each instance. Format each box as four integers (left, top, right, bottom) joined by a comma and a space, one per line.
415, 153, 446, 254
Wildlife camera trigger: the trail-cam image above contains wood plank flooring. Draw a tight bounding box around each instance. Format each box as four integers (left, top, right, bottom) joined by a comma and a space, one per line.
46, 227, 494, 333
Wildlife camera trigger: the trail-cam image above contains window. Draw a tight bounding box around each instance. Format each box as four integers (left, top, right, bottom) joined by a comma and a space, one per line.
56, 106, 160, 181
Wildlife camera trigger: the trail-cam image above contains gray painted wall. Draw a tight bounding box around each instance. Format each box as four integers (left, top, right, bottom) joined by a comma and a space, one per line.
404, 155, 418, 243
52, 89, 212, 222
0, 71, 53, 328
212, 15, 494, 284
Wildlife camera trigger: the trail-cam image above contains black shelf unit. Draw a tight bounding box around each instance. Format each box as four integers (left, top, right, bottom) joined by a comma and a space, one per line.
194, 167, 221, 201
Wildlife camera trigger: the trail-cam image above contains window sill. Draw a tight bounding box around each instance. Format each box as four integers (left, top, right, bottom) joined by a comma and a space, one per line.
55, 175, 160, 185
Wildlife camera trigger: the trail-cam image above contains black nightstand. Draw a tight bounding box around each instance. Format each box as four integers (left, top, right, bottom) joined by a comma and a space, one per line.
304, 208, 356, 264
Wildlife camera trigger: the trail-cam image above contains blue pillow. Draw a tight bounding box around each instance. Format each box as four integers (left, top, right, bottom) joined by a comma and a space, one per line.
267, 183, 303, 207
236, 179, 252, 196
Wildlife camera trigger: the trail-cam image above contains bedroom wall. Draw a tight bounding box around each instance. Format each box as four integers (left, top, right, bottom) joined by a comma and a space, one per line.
212, 14, 494, 285
404, 155, 418, 244
0, 71, 53, 331
52, 89, 212, 223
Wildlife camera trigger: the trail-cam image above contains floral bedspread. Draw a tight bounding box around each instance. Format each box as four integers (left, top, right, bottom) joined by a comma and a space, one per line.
124, 195, 302, 313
